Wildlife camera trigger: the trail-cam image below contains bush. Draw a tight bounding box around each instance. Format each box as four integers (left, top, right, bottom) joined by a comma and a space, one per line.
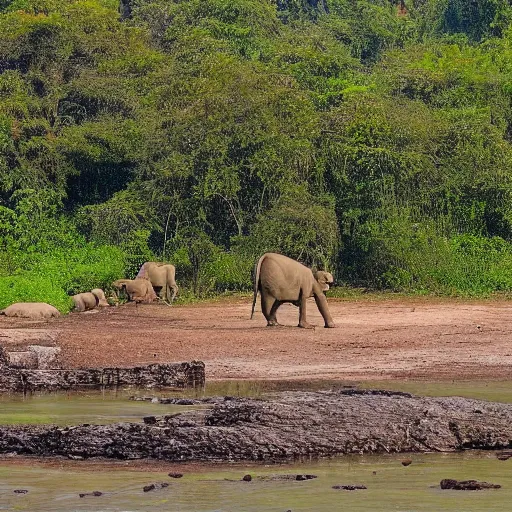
0, 274, 73, 312
167, 231, 253, 295
0, 244, 127, 312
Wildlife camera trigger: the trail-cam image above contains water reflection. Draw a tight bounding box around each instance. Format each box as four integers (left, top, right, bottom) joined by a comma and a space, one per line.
0, 452, 510, 511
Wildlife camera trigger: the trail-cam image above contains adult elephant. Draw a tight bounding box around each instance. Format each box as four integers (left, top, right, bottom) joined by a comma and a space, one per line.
251, 253, 336, 329
136, 262, 178, 304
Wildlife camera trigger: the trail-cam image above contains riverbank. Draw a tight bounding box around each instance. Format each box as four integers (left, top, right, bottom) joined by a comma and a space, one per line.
1, 297, 512, 381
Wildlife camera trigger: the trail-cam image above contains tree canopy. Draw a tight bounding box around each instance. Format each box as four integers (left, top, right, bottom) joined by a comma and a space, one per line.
3, 0, 512, 306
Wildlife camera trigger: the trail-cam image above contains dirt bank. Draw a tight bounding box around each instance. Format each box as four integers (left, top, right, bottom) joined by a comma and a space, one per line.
1, 297, 512, 381
1, 390, 512, 462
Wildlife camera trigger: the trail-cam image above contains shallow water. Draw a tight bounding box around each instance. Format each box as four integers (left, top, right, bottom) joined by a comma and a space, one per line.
0, 391, 201, 425
363, 380, 512, 404
0, 452, 510, 511
1, 381, 512, 510
2, 379, 512, 426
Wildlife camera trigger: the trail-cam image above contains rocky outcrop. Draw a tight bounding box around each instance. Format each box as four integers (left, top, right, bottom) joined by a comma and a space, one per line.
1, 390, 512, 462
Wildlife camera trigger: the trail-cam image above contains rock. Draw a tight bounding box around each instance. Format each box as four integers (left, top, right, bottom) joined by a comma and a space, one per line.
401, 459, 412, 466
295, 474, 317, 481
27, 345, 61, 369
1, 303, 60, 319
0, 361, 205, 392
68, 454, 84, 460
2, 392, 512, 462
440, 479, 501, 490
143, 416, 157, 425
79, 491, 103, 498
13, 489, 28, 494
143, 482, 169, 492
332, 485, 367, 490
242, 474, 252, 481
497, 451, 512, 461
6, 351, 38, 369
168, 472, 183, 478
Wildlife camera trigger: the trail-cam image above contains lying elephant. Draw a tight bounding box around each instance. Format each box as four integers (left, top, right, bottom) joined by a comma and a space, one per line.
0, 302, 60, 319
112, 278, 157, 303
72, 289, 110, 312
136, 262, 178, 303
251, 253, 335, 329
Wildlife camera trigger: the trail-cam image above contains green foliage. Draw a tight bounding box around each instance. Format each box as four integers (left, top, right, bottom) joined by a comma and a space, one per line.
241, 188, 339, 270
2, 0, 512, 304
0, 274, 73, 312
414, 0, 512, 41
0, 245, 126, 312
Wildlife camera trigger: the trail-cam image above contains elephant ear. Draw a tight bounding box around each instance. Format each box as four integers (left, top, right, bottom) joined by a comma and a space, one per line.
136, 263, 148, 279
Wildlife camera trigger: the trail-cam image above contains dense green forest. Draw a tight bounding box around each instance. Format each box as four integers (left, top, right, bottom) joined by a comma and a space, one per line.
2, 0, 512, 310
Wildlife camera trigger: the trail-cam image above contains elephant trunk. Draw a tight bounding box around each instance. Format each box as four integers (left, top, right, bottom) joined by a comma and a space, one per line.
313, 291, 335, 328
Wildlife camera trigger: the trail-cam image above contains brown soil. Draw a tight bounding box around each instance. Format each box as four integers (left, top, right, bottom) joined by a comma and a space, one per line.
2, 297, 512, 381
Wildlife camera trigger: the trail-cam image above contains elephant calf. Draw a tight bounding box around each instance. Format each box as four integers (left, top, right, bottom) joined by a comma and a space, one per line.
251, 253, 336, 329
72, 289, 110, 312
112, 278, 157, 303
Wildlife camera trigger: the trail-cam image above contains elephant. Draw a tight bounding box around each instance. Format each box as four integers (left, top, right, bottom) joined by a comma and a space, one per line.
250, 253, 336, 329
136, 262, 178, 303
112, 278, 157, 304
91, 288, 109, 307
0, 302, 60, 319
72, 289, 110, 312
72, 292, 97, 312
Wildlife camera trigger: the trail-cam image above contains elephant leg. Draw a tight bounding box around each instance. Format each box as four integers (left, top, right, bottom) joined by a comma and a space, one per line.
313, 293, 336, 328
170, 284, 178, 303
261, 293, 279, 327
298, 291, 314, 329
268, 299, 282, 326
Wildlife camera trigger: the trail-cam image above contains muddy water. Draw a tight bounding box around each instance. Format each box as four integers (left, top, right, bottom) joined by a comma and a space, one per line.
196, 379, 512, 403
2, 381, 512, 510
0, 452, 510, 511
363, 380, 512, 404
2, 379, 512, 425
0, 391, 201, 425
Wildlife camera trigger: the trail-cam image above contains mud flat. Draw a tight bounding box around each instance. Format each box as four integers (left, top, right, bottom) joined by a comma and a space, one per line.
1, 390, 512, 462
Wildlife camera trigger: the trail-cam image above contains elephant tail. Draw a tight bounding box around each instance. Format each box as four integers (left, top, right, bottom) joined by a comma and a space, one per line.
251, 254, 265, 319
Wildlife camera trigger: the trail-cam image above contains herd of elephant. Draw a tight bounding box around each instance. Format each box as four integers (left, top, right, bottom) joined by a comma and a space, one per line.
72, 261, 179, 312
15, 254, 336, 329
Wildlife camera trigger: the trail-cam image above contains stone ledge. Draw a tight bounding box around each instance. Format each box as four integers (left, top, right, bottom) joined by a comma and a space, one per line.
0, 347, 205, 391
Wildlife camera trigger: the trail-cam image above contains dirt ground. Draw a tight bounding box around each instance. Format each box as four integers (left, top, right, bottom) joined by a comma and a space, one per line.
2, 296, 512, 381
